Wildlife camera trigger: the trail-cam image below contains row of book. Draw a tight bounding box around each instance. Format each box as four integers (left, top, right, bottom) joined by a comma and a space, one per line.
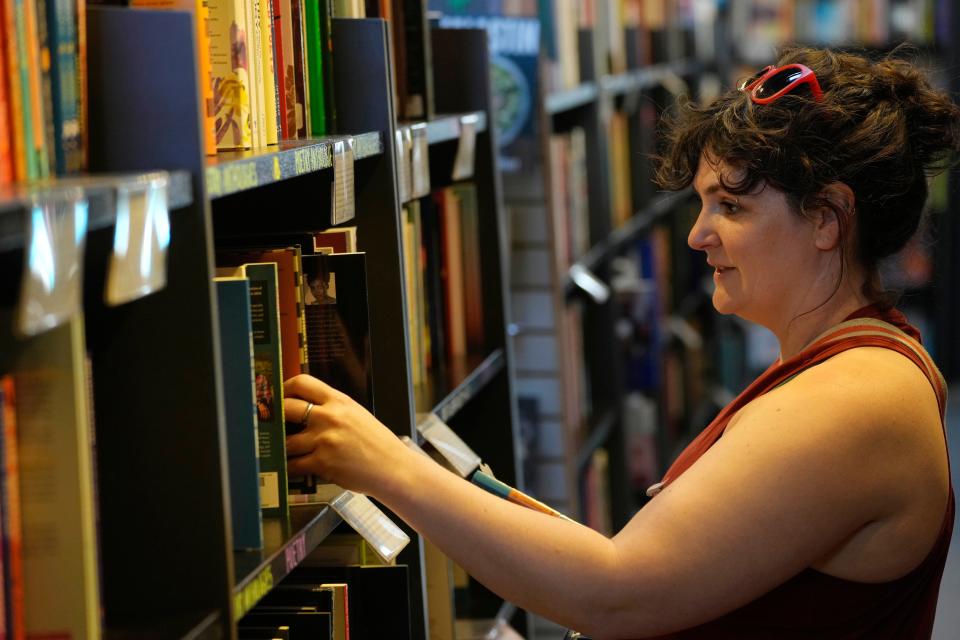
130, 0, 432, 154
239, 559, 413, 639
1, 0, 87, 182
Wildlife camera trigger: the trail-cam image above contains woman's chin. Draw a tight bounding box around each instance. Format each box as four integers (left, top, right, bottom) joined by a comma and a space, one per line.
711, 291, 739, 315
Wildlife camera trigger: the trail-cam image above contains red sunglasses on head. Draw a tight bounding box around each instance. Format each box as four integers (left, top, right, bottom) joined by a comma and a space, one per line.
739, 64, 823, 104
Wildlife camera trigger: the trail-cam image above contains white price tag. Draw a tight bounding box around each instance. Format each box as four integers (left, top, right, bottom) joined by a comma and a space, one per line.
409, 123, 430, 198
17, 187, 88, 336
329, 490, 410, 562
395, 127, 413, 203
331, 138, 356, 224
452, 114, 479, 181
416, 412, 481, 478
106, 172, 170, 306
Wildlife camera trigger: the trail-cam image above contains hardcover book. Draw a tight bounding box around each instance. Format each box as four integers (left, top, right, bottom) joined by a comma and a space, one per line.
208, 0, 254, 149
216, 263, 290, 519
215, 277, 264, 550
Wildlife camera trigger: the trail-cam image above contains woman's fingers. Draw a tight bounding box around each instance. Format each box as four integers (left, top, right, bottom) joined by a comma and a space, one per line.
284, 374, 336, 404
285, 431, 315, 457
286, 454, 315, 476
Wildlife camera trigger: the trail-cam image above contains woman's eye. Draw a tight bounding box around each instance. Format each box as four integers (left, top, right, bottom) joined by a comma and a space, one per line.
721, 200, 741, 214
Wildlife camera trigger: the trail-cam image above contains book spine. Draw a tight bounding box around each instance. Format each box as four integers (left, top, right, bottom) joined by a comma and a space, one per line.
303, 0, 325, 136
319, 0, 335, 132
46, 0, 81, 174
270, 0, 287, 139
259, 0, 279, 144
197, 0, 217, 155
0, 14, 13, 184
246, 0, 264, 147
11, 0, 40, 178
208, 0, 253, 149
74, 0, 86, 169
33, 0, 57, 177
2, 0, 27, 181
23, 0, 48, 177
289, 0, 309, 137
0, 376, 20, 640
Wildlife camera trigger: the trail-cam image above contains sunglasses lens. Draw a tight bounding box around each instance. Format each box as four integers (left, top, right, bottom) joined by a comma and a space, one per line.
740, 66, 770, 91
754, 68, 805, 100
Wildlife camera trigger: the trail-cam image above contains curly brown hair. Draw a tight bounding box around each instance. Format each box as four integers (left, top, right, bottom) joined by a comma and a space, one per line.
654, 46, 960, 305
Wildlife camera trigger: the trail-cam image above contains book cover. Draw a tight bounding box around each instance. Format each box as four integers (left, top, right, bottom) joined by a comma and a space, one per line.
215, 263, 290, 519
260, 583, 349, 640
45, 0, 82, 173
436, 188, 466, 360
300, 252, 374, 411
215, 278, 265, 551
218, 247, 308, 381
208, 0, 254, 149
0, 313, 101, 638
24, 0, 50, 178
0, 375, 23, 640
128, 0, 218, 155
9, 0, 42, 178
74, 0, 87, 168
241, 611, 332, 639
451, 183, 485, 353
245, 0, 265, 147
313, 226, 356, 254
303, 0, 326, 135
401, 202, 425, 387
318, 0, 335, 131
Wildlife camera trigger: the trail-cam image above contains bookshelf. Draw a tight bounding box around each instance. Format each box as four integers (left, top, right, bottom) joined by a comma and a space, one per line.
1, 4, 517, 639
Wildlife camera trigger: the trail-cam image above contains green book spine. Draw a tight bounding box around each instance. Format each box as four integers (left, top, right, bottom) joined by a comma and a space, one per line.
303, 0, 326, 135
215, 278, 265, 550
243, 263, 290, 520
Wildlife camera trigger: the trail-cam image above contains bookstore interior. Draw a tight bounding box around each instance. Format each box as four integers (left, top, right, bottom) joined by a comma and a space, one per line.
0, 0, 957, 638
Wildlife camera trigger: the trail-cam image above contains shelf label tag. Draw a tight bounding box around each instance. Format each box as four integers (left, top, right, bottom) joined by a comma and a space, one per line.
409, 123, 430, 198
452, 114, 479, 181
331, 138, 356, 224
395, 127, 413, 203
17, 187, 88, 336
106, 173, 170, 306
568, 264, 610, 304
328, 490, 410, 563
416, 412, 481, 478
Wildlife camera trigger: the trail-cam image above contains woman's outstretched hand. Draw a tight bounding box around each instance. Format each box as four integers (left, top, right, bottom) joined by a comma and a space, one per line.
283, 374, 412, 495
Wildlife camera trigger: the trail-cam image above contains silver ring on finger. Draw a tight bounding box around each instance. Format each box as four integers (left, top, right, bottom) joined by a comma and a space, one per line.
300, 402, 316, 426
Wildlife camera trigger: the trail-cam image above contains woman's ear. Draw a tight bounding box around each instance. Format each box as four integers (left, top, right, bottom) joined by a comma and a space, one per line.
812, 182, 855, 251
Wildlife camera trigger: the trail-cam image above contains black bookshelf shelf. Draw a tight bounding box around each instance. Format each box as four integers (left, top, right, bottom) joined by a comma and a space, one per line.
600, 60, 700, 96
576, 407, 618, 472
415, 348, 505, 423
0, 171, 193, 253
204, 132, 383, 199
401, 111, 488, 145
564, 190, 692, 299
232, 504, 342, 622
545, 82, 600, 114
104, 609, 220, 640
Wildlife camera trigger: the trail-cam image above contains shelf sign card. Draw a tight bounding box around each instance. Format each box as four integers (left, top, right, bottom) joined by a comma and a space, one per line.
331, 138, 356, 225
452, 114, 479, 181
395, 127, 413, 203
18, 187, 88, 336
328, 490, 409, 563
106, 173, 171, 307
416, 412, 481, 478
409, 123, 430, 199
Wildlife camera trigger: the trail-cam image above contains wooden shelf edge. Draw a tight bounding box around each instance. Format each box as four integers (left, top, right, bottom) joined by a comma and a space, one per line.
232, 504, 342, 621
0, 169, 194, 253
205, 131, 383, 199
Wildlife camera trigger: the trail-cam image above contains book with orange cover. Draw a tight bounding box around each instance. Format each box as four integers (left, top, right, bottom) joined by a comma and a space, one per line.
22, 0, 49, 178
0, 19, 13, 184
0, 375, 24, 639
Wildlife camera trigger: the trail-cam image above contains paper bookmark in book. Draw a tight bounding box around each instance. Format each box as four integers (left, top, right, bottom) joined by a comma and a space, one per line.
105, 173, 171, 306
395, 127, 412, 203
331, 138, 355, 224
327, 490, 409, 563
410, 123, 430, 198
452, 113, 479, 181
17, 187, 88, 336
416, 413, 481, 478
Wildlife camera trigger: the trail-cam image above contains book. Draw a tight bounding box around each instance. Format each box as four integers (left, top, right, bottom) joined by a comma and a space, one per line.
0, 375, 23, 640
400, 202, 426, 386
24, 0, 50, 177
128, 0, 218, 155
261, 583, 350, 640
259, 0, 280, 144
300, 252, 373, 409
215, 277, 265, 550
208, 0, 254, 149
436, 188, 466, 360
246, 0, 265, 147
303, 0, 328, 135
0, 313, 101, 638
45, 0, 83, 172
2, 0, 28, 180
0, 17, 12, 184
241, 610, 332, 640
218, 246, 308, 386
287, 0, 309, 137
451, 183, 485, 353
215, 263, 290, 519
270, 0, 288, 138
314, 226, 357, 254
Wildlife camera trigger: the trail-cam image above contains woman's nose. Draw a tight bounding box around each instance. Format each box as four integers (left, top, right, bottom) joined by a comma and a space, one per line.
687, 209, 719, 251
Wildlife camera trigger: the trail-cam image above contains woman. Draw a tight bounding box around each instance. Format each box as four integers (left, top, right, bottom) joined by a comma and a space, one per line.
283, 47, 956, 638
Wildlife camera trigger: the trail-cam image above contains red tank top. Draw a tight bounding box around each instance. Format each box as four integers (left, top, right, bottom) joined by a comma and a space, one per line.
647, 305, 954, 639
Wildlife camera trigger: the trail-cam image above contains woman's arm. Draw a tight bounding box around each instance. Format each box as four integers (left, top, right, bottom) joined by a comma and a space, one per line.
283, 346, 945, 638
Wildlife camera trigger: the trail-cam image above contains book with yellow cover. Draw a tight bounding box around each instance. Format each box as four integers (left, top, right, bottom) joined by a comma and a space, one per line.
208, 0, 254, 149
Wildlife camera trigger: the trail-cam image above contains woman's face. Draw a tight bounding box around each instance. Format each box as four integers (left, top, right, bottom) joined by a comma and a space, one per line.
688, 155, 821, 326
